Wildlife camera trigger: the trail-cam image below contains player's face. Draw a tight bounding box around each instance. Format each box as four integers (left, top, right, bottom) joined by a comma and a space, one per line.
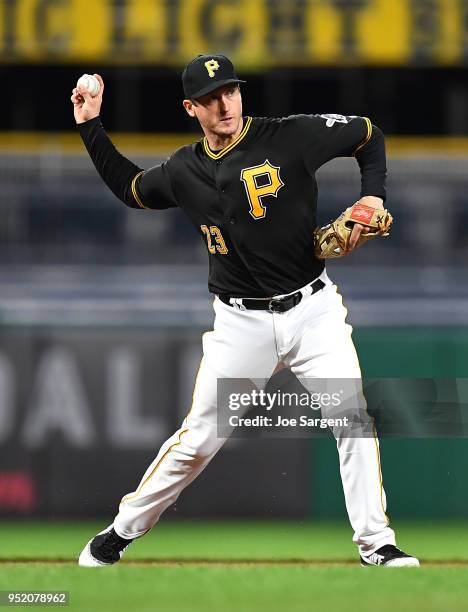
183, 84, 243, 139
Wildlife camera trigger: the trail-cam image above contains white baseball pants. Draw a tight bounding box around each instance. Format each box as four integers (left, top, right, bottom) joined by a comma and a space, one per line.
113, 270, 396, 555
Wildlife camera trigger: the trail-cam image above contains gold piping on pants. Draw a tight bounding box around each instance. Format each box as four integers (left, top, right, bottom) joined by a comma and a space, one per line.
119, 428, 189, 506
338, 286, 388, 525
119, 356, 205, 506
372, 422, 389, 525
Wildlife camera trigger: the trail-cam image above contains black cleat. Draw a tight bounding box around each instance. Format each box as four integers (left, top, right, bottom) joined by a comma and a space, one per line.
78, 525, 134, 567
360, 544, 420, 567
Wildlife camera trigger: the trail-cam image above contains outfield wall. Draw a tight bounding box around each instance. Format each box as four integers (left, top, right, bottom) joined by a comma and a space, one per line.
312, 329, 468, 521
0, 324, 466, 520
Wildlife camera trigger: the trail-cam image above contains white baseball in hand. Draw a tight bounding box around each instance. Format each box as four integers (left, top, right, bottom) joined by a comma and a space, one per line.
77, 74, 100, 97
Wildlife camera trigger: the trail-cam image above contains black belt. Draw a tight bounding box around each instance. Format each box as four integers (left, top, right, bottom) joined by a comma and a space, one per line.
218, 279, 325, 314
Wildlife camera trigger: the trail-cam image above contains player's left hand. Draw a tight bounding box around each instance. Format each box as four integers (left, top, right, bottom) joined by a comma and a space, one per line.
346, 196, 384, 252
313, 197, 392, 260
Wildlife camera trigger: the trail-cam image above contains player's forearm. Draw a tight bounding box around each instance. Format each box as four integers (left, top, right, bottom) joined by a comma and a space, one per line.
355, 125, 387, 202
77, 117, 143, 209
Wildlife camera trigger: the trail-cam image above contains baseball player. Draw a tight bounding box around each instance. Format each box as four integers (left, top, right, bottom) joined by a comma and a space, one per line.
72, 54, 419, 568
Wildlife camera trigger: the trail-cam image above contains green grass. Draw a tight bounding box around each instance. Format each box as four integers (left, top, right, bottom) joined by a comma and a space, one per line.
0, 521, 467, 612
2, 565, 468, 612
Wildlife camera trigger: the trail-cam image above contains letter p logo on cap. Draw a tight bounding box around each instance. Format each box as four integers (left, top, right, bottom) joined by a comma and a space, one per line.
205, 59, 220, 78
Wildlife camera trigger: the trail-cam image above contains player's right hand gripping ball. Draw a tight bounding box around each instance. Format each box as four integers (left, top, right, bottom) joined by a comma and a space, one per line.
313, 202, 393, 259
77, 74, 100, 97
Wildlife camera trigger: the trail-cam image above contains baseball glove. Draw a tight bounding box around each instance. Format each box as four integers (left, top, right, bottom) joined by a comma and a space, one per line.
313, 202, 393, 260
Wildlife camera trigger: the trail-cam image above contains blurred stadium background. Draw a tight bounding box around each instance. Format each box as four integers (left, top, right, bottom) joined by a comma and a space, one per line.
1, 0, 468, 542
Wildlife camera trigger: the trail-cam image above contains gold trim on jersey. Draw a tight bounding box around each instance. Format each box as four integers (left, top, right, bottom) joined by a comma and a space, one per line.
131, 170, 147, 209
203, 116, 252, 160
353, 117, 373, 155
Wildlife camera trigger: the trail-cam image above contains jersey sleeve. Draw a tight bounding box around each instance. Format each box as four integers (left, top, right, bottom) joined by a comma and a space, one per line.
131, 160, 178, 210
77, 117, 178, 210
297, 114, 372, 173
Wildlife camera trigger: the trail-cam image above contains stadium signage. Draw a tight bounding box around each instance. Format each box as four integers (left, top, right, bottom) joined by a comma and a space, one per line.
0, 0, 465, 66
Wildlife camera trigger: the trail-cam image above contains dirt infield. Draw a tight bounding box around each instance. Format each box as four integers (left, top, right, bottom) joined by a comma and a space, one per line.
1, 558, 467, 567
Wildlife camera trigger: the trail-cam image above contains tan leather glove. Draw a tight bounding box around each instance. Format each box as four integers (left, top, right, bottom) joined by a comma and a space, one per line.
314, 201, 393, 260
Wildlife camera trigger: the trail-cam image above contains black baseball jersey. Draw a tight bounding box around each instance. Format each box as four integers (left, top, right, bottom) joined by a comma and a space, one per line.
79, 114, 386, 298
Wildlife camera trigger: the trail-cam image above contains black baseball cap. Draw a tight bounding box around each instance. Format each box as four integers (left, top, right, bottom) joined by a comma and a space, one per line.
182, 54, 246, 99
